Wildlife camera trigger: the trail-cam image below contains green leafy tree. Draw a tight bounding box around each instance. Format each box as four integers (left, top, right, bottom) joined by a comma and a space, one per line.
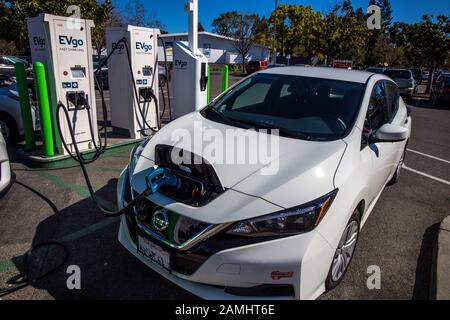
211, 11, 260, 71
0, 0, 120, 55
391, 15, 449, 89
269, 4, 324, 62
212, 11, 239, 37
318, 3, 368, 65
377, 0, 393, 31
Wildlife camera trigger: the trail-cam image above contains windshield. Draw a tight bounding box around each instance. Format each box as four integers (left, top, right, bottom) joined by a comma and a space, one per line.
385, 70, 411, 79
202, 73, 365, 141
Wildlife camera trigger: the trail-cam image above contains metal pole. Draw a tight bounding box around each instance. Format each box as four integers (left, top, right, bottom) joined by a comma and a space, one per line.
187, 0, 198, 52
33, 61, 54, 157
222, 64, 229, 92
14, 62, 36, 150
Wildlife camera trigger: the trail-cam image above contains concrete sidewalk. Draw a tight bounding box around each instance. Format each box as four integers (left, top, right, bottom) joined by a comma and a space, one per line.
432, 216, 450, 300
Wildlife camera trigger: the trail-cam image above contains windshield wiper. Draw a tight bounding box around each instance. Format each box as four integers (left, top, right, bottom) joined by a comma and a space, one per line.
223, 115, 316, 141
203, 107, 255, 129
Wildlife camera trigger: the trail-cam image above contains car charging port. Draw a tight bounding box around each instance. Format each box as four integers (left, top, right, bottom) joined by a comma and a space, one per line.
154, 145, 225, 207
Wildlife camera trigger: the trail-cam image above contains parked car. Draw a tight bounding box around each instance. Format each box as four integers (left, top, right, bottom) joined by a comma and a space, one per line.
0, 123, 12, 197
0, 83, 38, 144
409, 68, 423, 83
367, 66, 385, 74
432, 74, 450, 107
0, 74, 15, 88
117, 67, 411, 300
384, 68, 415, 102
246, 60, 268, 74
0, 55, 31, 77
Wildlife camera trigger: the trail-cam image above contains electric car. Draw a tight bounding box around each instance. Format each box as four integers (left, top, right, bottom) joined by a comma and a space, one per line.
117, 67, 412, 300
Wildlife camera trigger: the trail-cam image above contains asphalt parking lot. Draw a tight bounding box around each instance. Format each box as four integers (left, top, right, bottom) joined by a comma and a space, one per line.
0, 75, 449, 300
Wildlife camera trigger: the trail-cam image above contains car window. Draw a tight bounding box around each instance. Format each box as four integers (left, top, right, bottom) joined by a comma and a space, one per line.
385, 81, 399, 119
384, 70, 411, 79
366, 81, 389, 131
231, 81, 271, 109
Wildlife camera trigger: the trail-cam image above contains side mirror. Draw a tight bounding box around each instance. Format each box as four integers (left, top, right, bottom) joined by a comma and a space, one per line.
374, 123, 408, 142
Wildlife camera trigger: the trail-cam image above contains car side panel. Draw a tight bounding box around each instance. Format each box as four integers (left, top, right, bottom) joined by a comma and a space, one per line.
317, 128, 372, 248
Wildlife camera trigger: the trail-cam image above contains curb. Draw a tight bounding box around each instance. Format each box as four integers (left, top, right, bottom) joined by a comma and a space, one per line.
431, 216, 450, 300
17, 139, 141, 169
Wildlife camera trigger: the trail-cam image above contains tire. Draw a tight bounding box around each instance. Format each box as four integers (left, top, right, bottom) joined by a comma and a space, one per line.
0, 113, 18, 145
325, 209, 361, 291
388, 147, 406, 186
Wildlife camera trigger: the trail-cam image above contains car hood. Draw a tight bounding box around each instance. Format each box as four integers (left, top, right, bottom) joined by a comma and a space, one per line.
139, 111, 347, 208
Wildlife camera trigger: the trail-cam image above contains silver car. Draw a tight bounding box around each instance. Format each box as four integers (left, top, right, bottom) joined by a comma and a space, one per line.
0, 124, 12, 197
0, 82, 38, 144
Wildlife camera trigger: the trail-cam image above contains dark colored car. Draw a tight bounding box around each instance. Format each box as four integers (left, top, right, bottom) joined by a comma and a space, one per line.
384, 68, 415, 102
246, 60, 268, 75
367, 66, 385, 74
409, 68, 423, 83
432, 75, 450, 107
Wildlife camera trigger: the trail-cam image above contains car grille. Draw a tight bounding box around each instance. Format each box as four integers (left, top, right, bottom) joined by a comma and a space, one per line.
131, 190, 228, 251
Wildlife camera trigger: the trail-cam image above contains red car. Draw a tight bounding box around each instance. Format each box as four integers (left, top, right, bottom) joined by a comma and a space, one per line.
246, 60, 268, 74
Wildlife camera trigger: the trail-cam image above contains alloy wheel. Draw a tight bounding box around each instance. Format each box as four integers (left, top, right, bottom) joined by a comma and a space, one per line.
331, 220, 359, 282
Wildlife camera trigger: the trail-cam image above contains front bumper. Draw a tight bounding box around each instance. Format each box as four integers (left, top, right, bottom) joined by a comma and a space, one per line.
0, 160, 12, 197
117, 167, 335, 300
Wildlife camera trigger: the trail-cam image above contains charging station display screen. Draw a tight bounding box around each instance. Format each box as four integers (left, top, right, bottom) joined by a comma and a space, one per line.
142, 67, 153, 77
71, 67, 86, 79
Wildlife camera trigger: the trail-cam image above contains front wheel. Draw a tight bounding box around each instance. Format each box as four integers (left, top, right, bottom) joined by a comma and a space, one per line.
0, 114, 18, 145
325, 209, 361, 291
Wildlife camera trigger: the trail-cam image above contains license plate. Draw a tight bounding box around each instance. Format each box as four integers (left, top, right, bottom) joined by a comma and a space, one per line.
137, 235, 171, 272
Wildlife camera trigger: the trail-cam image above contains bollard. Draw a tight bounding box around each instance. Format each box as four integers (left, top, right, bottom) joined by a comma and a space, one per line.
14, 62, 36, 150
222, 64, 229, 92
207, 65, 211, 103
33, 61, 54, 157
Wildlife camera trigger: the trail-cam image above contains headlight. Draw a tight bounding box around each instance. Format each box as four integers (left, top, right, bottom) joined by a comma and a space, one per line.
128, 138, 151, 175
227, 189, 338, 237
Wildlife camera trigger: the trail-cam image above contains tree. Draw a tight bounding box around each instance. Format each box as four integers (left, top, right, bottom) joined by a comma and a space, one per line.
232, 14, 259, 72
252, 15, 271, 47
0, 0, 120, 55
319, 3, 368, 65
198, 22, 205, 32
377, 0, 393, 31
269, 4, 324, 62
90, 0, 123, 62
212, 11, 239, 37
211, 11, 259, 72
124, 0, 166, 31
391, 15, 449, 90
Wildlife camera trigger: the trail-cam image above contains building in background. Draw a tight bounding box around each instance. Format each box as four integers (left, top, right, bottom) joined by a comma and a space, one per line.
158, 32, 270, 64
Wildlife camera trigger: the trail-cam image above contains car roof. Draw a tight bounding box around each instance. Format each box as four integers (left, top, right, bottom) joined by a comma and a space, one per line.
260, 66, 378, 84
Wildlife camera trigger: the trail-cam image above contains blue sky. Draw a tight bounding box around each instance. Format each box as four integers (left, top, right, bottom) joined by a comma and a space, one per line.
114, 0, 450, 33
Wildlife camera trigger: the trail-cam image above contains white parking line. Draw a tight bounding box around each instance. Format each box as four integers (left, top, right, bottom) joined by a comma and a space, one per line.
403, 165, 450, 186
407, 149, 450, 164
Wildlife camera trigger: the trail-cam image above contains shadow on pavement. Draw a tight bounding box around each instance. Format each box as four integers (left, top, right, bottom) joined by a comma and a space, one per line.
6, 178, 195, 300
412, 223, 440, 300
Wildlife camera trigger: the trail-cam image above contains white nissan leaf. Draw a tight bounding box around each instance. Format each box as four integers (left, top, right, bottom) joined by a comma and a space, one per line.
117, 67, 411, 300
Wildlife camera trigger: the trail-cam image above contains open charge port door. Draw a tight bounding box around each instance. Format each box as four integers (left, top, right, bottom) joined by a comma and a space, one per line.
139, 87, 153, 103
200, 62, 208, 92
66, 91, 86, 111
